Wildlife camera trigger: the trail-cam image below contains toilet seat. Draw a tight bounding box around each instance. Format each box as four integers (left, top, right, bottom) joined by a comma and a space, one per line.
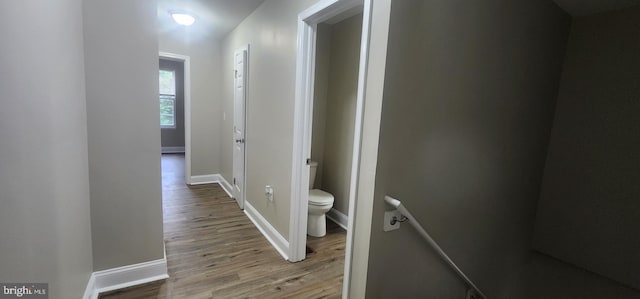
309, 189, 334, 206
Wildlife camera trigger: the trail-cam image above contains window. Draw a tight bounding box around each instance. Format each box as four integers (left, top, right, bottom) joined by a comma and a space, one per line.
159, 70, 176, 128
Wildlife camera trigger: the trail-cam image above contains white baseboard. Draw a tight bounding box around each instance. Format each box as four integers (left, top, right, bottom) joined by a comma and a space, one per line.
188, 174, 233, 198
217, 175, 233, 198
189, 174, 219, 185
161, 146, 185, 154
244, 200, 289, 260
84, 258, 169, 299
327, 208, 349, 230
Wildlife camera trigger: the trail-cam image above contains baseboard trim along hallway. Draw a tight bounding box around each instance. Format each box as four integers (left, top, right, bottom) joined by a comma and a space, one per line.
189, 174, 289, 262
84, 258, 169, 299
244, 200, 290, 260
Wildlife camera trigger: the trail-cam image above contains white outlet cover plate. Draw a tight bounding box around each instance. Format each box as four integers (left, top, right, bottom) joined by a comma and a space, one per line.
265, 185, 274, 202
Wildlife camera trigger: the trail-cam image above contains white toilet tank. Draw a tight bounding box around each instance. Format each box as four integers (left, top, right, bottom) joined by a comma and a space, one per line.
309, 161, 318, 189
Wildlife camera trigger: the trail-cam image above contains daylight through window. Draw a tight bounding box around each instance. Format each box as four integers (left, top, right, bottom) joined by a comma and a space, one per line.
159, 70, 176, 128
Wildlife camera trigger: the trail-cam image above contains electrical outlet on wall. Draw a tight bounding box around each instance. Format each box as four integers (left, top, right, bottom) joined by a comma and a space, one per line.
265, 185, 274, 202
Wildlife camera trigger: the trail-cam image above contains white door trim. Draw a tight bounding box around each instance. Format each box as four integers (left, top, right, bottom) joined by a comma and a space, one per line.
290, 0, 372, 297
233, 45, 249, 210
159, 52, 192, 184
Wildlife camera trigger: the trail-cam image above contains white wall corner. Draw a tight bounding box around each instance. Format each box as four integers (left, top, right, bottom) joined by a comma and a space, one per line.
85, 258, 169, 299
327, 208, 349, 230
244, 200, 290, 260
188, 174, 233, 198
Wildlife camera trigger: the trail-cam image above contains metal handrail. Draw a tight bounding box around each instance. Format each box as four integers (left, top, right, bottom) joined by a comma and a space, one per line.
384, 195, 487, 299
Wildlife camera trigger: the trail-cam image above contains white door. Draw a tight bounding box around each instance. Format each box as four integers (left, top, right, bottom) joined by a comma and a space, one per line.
233, 47, 248, 210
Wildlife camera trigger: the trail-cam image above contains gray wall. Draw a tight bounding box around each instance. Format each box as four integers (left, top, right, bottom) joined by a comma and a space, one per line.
159, 26, 224, 176
501, 252, 640, 298
533, 6, 640, 290
160, 59, 186, 148
84, 0, 165, 270
221, 0, 318, 238
0, 0, 94, 297
365, 0, 570, 297
312, 15, 363, 216
311, 24, 331, 189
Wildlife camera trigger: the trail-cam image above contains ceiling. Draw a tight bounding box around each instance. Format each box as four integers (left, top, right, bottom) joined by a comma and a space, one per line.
157, 0, 265, 40
554, 0, 640, 16
156, 0, 640, 40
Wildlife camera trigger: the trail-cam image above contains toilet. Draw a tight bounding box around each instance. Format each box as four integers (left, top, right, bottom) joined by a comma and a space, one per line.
307, 161, 334, 237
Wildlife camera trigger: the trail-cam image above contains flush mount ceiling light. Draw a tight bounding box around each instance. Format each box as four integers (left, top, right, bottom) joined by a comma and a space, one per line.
170, 11, 196, 26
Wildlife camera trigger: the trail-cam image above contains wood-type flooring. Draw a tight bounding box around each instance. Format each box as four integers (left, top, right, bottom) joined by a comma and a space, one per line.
100, 154, 346, 299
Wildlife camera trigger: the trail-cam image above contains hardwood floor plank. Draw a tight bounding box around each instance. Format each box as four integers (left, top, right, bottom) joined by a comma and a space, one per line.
99, 154, 346, 299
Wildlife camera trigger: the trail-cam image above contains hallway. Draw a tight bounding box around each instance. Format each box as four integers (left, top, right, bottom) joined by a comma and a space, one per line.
100, 154, 346, 298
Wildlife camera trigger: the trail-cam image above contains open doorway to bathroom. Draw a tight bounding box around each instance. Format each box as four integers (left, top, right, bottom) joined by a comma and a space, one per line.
289, 0, 367, 296
308, 12, 363, 237
288, 0, 376, 297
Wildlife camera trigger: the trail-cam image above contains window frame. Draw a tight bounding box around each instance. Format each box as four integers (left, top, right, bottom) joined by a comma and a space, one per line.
159, 69, 177, 129
159, 93, 176, 129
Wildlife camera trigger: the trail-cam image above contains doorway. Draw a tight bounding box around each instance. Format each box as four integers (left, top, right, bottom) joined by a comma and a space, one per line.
159, 52, 192, 184
290, 0, 373, 297
159, 59, 185, 154
310, 11, 363, 232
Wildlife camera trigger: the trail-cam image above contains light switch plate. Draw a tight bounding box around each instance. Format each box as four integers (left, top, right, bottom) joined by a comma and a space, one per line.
383, 210, 402, 232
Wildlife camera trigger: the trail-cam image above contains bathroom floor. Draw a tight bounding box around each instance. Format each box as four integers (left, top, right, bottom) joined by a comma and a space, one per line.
99, 154, 347, 299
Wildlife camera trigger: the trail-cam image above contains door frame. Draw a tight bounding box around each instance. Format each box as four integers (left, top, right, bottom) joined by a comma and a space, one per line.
289, 0, 373, 296
159, 52, 192, 184
233, 45, 250, 210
